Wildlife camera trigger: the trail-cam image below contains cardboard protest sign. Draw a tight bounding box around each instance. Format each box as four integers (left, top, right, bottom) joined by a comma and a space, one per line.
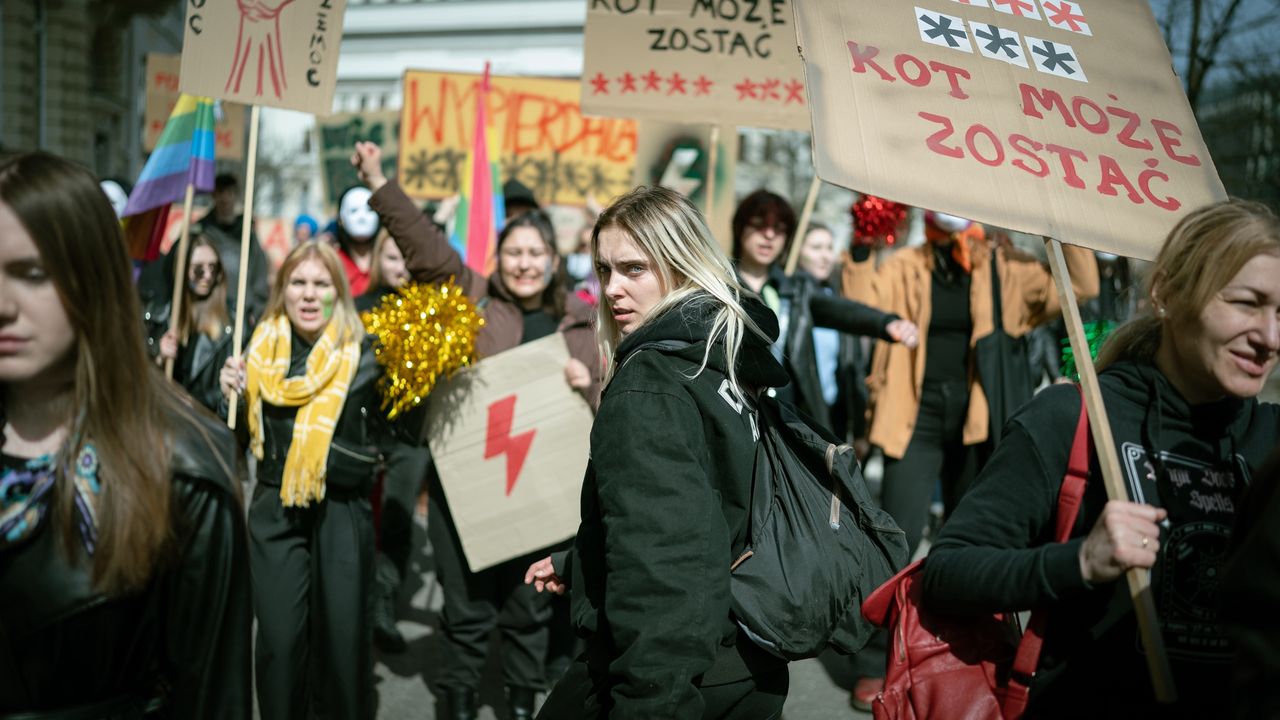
583, 0, 809, 131
179, 0, 347, 116
426, 334, 593, 572
632, 119, 738, 250
146, 54, 246, 161
398, 70, 638, 207
793, 0, 1227, 260
317, 111, 400, 211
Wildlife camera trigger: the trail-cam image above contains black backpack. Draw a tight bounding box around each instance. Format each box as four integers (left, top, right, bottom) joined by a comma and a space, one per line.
635, 341, 910, 660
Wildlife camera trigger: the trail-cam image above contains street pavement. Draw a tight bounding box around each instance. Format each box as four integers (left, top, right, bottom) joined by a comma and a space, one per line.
371, 518, 874, 720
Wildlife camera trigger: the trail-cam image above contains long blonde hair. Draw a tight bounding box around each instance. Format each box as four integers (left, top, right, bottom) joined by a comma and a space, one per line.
262, 241, 365, 345
592, 186, 766, 402
1098, 199, 1280, 369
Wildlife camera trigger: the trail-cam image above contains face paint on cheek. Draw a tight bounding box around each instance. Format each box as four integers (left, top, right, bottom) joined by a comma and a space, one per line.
322, 290, 335, 321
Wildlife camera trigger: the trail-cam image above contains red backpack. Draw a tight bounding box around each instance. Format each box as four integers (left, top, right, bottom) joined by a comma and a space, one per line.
861, 389, 1091, 720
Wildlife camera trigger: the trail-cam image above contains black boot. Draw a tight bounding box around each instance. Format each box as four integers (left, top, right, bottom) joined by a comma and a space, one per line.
371, 571, 407, 654
507, 686, 536, 720
440, 687, 478, 720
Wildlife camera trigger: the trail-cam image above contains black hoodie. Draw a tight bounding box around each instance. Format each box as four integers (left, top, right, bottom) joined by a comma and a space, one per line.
566, 295, 788, 718
923, 359, 1279, 717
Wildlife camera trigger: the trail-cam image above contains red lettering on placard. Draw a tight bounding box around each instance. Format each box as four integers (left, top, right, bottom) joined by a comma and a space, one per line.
1151, 119, 1201, 166
484, 395, 536, 496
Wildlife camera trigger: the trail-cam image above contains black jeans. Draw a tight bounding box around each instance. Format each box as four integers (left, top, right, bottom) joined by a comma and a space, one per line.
880, 379, 981, 558
428, 483, 551, 692
248, 482, 373, 720
376, 443, 431, 593
537, 658, 788, 719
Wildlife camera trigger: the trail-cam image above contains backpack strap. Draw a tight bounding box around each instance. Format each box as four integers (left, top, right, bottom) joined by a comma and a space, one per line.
1004, 385, 1090, 709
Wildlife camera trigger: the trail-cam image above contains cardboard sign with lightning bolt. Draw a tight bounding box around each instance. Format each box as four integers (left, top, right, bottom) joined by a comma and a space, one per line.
426, 333, 593, 572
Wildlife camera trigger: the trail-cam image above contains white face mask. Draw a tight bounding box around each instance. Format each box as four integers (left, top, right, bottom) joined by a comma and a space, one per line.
565, 253, 593, 281
100, 180, 128, 218
339, 187, 379, 241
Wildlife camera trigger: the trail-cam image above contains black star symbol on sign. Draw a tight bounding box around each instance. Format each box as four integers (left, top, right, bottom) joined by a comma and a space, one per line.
1034, 41, 1077, 75
974, 24, 1018, 59
920, 13, 966, 48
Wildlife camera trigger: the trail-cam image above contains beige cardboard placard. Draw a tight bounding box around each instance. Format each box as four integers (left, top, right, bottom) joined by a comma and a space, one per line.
793, 0, 1226, 261
317, 110, 400, 211
145, 54, 246, 161
632, 119, 738, 250
398, 70, 638, 207
178, 0, 347, 116
583, 0, 809, 131
427, 334, 592, 572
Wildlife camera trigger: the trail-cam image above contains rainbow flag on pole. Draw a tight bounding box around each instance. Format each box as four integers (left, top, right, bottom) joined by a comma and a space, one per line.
449, 63, 505, 275
123, 94, 217, 261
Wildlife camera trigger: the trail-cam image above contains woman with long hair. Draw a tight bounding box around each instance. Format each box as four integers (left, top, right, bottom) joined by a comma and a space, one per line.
0, 151, 251, 717
354, 140, 601, 720
530, 185, 792, 718
148, 234, 234, 413
731, 189, 918, 437
923, 200, 1280, 716
220, 240, 389, 719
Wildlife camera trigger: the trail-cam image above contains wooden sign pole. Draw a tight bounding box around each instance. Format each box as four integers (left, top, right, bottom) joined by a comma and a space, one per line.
784, 174, 822, 276
1044, 237, 1177, 703
164, 182, 197, 379
227, 104, 261, 430
704, 124, 720, 222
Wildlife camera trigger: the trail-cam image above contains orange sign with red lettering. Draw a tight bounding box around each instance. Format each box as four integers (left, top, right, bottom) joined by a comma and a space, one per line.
145, 54, 245, 161
794, 0, 1226, 260
398, 70, 638, 207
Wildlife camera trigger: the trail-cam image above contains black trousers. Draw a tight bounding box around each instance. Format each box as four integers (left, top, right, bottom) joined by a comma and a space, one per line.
249, 482, 374, 720
537, 658, 788, 719
377, 443, 431, 593
879, 379, 981, 558
428, 484, 551, 691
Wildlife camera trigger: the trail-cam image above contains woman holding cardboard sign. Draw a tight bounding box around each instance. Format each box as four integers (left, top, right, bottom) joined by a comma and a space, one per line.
219, 240, 391, 720
923, 200, 1280, 716
353, 140, 600, 720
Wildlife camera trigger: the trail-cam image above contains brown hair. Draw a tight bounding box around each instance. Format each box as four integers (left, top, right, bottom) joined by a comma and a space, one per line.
365, 230, 395, 293
731, 189, 797, 263
1098, 199, 1280, 369
178, 235, 230, 342
496, 210, 566, 317
0, 151, 182, 593
263, 240, 365, 345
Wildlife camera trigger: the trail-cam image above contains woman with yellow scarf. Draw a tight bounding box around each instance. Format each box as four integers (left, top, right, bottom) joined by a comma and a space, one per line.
220, 240, 387, 720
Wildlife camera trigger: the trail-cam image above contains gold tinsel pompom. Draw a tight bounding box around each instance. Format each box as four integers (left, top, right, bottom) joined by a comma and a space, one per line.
361, 280, 484, 420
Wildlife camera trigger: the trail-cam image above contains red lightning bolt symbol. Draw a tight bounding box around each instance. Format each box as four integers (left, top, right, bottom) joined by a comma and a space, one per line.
484, 395, 536, 496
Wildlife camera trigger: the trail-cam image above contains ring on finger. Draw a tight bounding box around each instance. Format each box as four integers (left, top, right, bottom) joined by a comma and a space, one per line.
1141, 536, 1150, 549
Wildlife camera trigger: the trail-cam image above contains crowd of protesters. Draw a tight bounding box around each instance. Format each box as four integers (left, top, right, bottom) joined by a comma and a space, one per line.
0, 142, 1277, 720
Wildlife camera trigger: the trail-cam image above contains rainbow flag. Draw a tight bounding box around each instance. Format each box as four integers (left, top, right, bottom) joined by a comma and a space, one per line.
123, 95, 217, 258
449, 63, 505, 275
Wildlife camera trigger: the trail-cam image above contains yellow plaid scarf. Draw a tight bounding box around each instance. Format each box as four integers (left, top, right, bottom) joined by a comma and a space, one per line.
246, 314, 361, 507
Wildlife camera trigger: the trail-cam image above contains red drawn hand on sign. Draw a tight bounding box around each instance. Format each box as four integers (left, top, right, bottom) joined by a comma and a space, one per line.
225, 0, 297, 99
992, 0, 1036, 16
484, 395, 536, 497
1044, 2, 1087, 31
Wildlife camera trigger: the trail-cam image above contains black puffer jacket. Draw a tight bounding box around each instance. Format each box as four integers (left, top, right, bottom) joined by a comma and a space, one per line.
567, 295, 789, 718
923, 360, 1280, 718
0, 400, 252, 718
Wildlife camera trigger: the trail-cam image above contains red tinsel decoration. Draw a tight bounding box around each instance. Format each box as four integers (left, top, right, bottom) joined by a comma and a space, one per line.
851, 195, 907, 246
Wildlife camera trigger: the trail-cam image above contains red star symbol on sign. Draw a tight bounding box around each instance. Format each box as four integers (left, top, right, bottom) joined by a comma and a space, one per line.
666, 71, 688, 95
589, 72, 610, 95
642, 70, 662, 92
693, 75, 714, 96
1044, 1, 1087, 31
617, 71, 637, 93
734, 77, 758, 101
783, 79, 805, 105
760, 78, 781, 101
993, 0, 1036, 16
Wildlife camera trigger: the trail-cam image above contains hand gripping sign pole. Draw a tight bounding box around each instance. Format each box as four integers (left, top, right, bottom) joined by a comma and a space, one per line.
1045, 237, 1177, 703
164, 182, 198, 379
227, 105, 261, 430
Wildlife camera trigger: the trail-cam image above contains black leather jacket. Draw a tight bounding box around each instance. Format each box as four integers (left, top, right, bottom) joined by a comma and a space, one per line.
0, 401, 252, 718
141, 293, 236, 417
250, 331, 390, 493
